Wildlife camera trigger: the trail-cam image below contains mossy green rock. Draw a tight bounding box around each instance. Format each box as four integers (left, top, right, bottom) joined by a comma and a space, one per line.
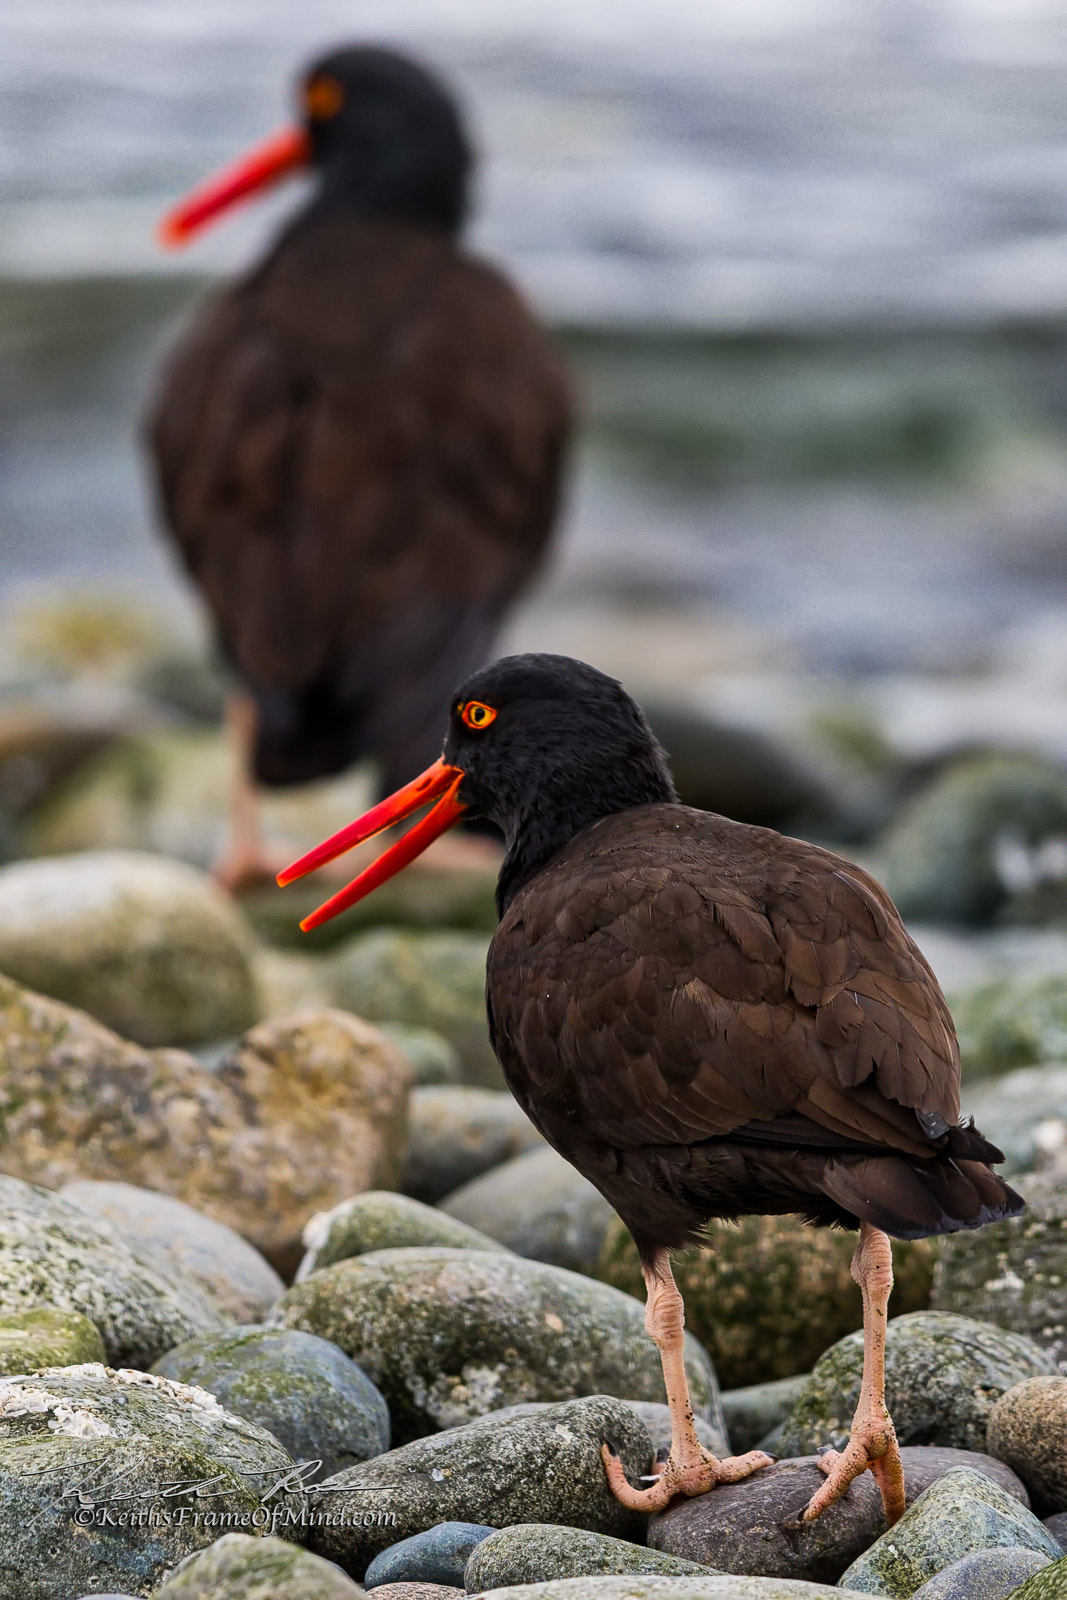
0, 849, 259, 1047
296, 1191, 505, 1282
441, 1146, 617, 1274
270, 1247, 721, 1446
1009, 1560, 1067, 1598
879, 754, 1067, 927
401, 1087, 543, 1205
0, 1307, 105, 1374
152, 1325, 390, 1480
465, 1526, 721, 1589
596, 1215, 935, 1390
304, 1396, 653, 1574
0, 1364, 303, 1600
952, 975, 1067, 1081
466, 1578, 865, 1599
988, 1377, 1067, 1517
154, 1531, 365, 1597
775, 1312, 1055, 1458
61, 1180, 284, 1325
837, 1467, 1062, 1595
930, 1173, 1067, 1367
329, 929, 499, 1087
0, 1175, 227, 1367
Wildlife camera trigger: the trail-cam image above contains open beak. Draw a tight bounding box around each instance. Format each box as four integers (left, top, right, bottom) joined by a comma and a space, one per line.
277, 757, 467, 932
158, 125, 311, 248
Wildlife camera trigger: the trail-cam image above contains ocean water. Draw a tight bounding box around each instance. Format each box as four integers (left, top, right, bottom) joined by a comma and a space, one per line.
4, 0, 1067, 680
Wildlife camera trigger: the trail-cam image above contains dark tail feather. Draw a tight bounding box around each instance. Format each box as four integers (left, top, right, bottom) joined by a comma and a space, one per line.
821, 1153, 1025, 1241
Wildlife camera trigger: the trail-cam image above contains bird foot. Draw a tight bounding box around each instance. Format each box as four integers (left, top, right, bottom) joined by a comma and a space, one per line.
802, 1412, 905, 1526
213, 842, 292, 896
601, 1441, 775, 1512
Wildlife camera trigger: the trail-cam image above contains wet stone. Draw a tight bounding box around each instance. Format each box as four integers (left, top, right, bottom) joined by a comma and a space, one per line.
838, 1467, 1062, 1596
464, 1525, 721, 1589
296, 1191, 505, 1283
270, 1247, 721, 1446
775, 1311, 1055, 1458
153, 1531, 363, 1598
400, 1087, 543, 1205
364, 1523, 497, 1589
440, 1146, 617, 1276
909, 1547, 1053, 1600
988, 1377, 1067, 1517
152, 1325, 390, 1481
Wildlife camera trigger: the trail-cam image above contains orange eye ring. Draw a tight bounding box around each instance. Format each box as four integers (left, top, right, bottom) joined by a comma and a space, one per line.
460, 700, 497, 730
305, 75, 345, 120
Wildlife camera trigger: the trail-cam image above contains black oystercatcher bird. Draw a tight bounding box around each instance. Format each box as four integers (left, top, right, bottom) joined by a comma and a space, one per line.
277, 653, 1023, 1524
147, 48, 572, 888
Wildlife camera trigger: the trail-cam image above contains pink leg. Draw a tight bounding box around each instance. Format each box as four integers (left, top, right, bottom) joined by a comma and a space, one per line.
213, 693, 280, 893
802, 1222, 906, 1526
602, 1249, 774, 1512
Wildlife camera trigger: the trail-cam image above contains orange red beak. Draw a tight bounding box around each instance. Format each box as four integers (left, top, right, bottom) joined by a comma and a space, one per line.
277, 757, 467, 932
158, 126, 311, 248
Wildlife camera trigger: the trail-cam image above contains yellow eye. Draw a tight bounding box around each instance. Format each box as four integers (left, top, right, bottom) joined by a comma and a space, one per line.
305, 75, 345, 120
461, 700, 497, 730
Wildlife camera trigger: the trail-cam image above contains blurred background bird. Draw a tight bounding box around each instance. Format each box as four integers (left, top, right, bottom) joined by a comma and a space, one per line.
145, 45, 572, 889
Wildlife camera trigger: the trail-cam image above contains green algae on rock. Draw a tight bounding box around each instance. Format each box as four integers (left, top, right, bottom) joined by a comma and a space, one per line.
775, 1311, 1055, 1459
596, 1214, 935, 1390
401, 1086, 543, 1205
930, 1172, 1067, 1368
837, 1467, 1062, 1596
0, 1307, 105, 1375
153, 1531, 366, 1598
1006, 1559, 1067, 1599
0, 849, 259, 1047
296, 1190, 506, 1282
465, 1526, 721, 1590
0, 1365, 304, 1600
440, 1145, 617, 1275
270, 1246, 721, 1445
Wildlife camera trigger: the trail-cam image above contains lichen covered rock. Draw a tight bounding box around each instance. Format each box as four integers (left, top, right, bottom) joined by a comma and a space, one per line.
909, 1548, 1052, 1599
775, 1311, 1055, 1458
401, 1087, 543, 1204
270, 1247, 721, 1445
152, 1325, 390, 1481
465, 1526, 720, 1589
0, 849, 259, 1047
988, 1378, 1067, 1516
441, 1146, 617, 1275
297, 1191, 505, 1282
597, 1215, 935, 1390
460, 1577, 870, 1599
0, 1307, 105, 1375
153, 1530, 365, 1598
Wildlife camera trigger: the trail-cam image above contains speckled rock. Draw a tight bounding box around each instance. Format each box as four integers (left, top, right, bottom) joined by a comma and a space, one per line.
1046, 1515, 1067, 1554
0, 1175, 227, 1367
440, 1147, 617, 1275
328, 929, 499, 1087
0, 850, 259, 1047
930, 1173, 1067, 1366
597, 1216, 936, 1390
401, 1087, 543, 1204
0, 1365, 303, 1600
838, 1468, 1062, 1594
462, 1578, 866, 1599
648, 1448, 1029, 1586
304, 1396, 652, 1575
775, 1312, 1055, 1458
368, 1587, 462, 1600
953, 976, 1067, 1082
962, 1066, 1067, 1177
296, 1192, 504, 1283
908, 1548, 1052, 1599
879, 754, 1067, 928
152, 1326, 390, 1481
61, 1181, 284, 1325
465, 1526, 720, 1589
988, 1378, 1067, 1516
721, 1377, 809, 1454
153, 1532, 363, 1598
1009, 1559, 1067, 1597
0, 981, 410, 1279
0, 1307, 106, 1374
270, 1247, 720, 1446
365, 1523, 497, 1588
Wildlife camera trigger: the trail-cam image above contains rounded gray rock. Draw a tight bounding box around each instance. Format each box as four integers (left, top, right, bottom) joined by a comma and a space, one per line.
465, 1526, 720, 1589
775, 1311, 1055, 1458
304, 1395, 653, 1576
1008, 1561, 1067, 1599
440, 1146, 617, 1275
365, 1523, 497, 1588
296, 1191, 505, 1282
0, 1174, 228, 1367
153, 1532, 363, 1598
720, 1376, 810, 1455
1046, 1514, 1067, 1554
466, 1399, 727, 1465
60, 1179, 284, 1324
463, 1578, 872, 1598
270, 1247, 720, 1445
838, 1467, 1062, 1595
151, 1325, 389, 1479
909, 1547, 1052, 1599
401, 1087, 543, 1204
378, 1024, 462, 1086
988, 1377, 1067, 1516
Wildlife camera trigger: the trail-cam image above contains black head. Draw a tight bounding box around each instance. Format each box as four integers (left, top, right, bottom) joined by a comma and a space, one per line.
443, 654, 678, 910
299, 46, 472, 233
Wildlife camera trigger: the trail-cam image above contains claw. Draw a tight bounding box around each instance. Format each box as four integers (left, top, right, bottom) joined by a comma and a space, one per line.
602, 1442, 774, 1513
